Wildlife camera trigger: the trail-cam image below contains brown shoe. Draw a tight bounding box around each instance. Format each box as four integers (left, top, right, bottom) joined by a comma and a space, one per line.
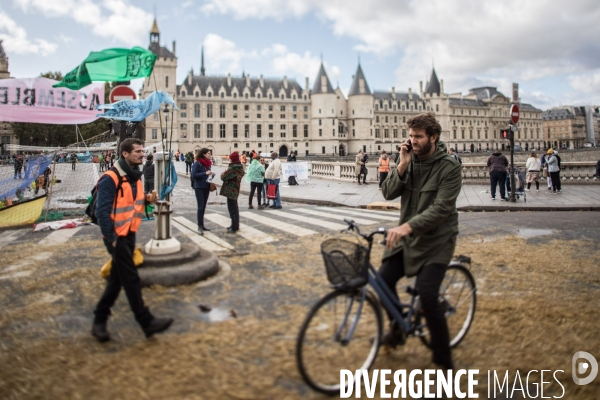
258, 205, 264, 210
248, 205, 254, 209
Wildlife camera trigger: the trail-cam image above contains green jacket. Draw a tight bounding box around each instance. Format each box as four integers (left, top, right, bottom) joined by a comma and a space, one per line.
381, 141, 462, 277
245, 159, 265, 183
220, 163, 245, 200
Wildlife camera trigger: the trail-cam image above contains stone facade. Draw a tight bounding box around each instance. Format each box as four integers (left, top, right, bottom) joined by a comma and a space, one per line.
542, 106, 594, 149
142, 23, 548, 157
0, 40, 18, 157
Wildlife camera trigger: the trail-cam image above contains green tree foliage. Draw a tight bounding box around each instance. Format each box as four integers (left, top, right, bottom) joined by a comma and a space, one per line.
11, 72, 114, 148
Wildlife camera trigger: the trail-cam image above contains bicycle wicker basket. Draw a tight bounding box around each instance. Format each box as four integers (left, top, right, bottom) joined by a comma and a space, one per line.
320, 238, 369, 287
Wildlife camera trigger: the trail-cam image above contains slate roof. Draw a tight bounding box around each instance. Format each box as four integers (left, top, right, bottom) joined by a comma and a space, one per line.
520, 103, 542, 112
348, 64, 371, 96
149, 42, 175, 58
449, 98, 487, 107
424, 68, 441, 95
543, 108, 575, 120
312, 63, 335, 94
469, 86, 505, 100
373, 91, 423, 102
178, 75, 304, 98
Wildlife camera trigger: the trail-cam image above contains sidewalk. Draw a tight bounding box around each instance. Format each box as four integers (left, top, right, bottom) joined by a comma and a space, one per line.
174, 161, 600, 211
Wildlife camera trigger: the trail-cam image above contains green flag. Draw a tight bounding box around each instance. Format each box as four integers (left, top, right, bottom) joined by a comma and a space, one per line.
53, 47, 157, 90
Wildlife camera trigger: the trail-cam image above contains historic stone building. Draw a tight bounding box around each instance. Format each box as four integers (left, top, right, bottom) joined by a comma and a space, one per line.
0, 40, 17, 157
142, 22, 545, 156
542, 106, 598, 149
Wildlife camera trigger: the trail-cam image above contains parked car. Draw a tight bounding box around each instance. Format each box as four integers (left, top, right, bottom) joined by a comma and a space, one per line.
513, 145, 524, 152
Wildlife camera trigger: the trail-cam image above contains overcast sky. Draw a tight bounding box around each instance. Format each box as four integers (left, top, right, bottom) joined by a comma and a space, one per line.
2, 0, 599, 110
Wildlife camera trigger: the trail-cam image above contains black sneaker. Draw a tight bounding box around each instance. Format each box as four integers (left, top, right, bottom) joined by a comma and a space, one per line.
380, 324, 405, 348
91, 322, 110, 342
143, 317, 174, 338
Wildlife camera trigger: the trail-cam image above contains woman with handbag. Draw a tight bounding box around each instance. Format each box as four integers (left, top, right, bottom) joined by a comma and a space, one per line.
192, 148, 216, 235
220, 152, 245, 233
245, 154, 265, 209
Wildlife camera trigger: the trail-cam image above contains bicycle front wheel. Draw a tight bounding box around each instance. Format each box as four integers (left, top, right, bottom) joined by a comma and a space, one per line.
296, 289, 383, 395
418, 264, 477, 348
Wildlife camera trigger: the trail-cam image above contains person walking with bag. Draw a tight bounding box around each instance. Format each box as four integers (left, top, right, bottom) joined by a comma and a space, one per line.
92, 138, 173, 342
184, 151, 193, 175
245, 154, 265, 209
265, 151, 283, 209
192, 148, 215, 235
378, 150, 390, 189
355, 149, 367, 185
259, 157, 269, 207
546, 149, 562, 193
220, 152, 245, 233
525, 152, 541, 192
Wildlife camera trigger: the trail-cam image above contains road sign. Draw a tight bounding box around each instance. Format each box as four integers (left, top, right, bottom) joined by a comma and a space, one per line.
512, 83, 519, 102
510, 104, 520, 124
109, 85, 136, 103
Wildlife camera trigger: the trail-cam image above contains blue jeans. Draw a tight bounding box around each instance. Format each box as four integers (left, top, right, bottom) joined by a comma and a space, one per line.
267, 178, 281, 206
262, 181, 268, 205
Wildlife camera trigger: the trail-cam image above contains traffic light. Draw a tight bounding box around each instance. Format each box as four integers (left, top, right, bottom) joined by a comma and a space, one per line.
501, 128, 512, 140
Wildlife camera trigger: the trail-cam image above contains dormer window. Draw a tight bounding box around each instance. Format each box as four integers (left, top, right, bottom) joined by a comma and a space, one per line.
181, 92, 186, 97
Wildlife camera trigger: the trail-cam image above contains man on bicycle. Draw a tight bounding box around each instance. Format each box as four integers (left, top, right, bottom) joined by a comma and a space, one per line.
380, 112, 462, 370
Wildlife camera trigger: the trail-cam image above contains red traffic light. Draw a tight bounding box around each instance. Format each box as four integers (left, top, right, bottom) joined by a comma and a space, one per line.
502, 129, 510, 139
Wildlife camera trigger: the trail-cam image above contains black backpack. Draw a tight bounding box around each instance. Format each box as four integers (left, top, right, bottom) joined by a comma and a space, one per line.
288, 175, 298, 185
85, 167, 123, 224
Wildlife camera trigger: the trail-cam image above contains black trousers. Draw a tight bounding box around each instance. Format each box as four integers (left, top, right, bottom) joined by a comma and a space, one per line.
378, 251, 452, 369
94, 232, 153, 328
194, 187, 210, 228
185, 162, 192, 174
227, 198, 240, 231
550, 171, 561, 191
249, 182, 263, 205
489, 171, 506, 199
72, 162, 76, 170
357, 173, 367, 183
379, 172, 388, 187
144, 179, 154, 194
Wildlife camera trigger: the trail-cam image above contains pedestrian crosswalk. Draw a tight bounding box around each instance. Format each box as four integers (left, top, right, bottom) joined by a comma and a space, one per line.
0, 206, 397, 254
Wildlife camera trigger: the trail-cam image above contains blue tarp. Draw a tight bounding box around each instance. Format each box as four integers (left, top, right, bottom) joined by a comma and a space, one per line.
159, 159, 178, 200
96, 90, 178, 122
0, 153, 53, 200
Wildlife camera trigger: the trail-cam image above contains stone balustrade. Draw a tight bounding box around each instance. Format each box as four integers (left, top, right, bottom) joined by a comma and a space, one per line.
309, 161, 600, 184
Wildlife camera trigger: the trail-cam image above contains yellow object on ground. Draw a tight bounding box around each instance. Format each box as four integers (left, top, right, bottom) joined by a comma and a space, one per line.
100, 248, 144, 278
0, 195, 47, 228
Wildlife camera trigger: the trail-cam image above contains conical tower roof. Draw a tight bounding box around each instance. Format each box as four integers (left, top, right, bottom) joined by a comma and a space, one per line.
348, 64, 371, 96
424, 68, 440, 95
312, 63, 335, 94
150, 19, 160, 34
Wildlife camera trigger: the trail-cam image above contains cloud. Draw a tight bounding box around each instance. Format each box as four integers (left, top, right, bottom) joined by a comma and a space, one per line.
58, 33, 74, 46
202, 33, 258, 73
198, 0, 600, 93
0, 9, 57, 55
14, 0, 152, 46
568, 71, 600, 94
264, 44, 340, 84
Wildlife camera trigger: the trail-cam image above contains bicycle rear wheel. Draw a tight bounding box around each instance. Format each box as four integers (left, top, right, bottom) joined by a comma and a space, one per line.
296, 289, 383, 395
418, 264, 476, 348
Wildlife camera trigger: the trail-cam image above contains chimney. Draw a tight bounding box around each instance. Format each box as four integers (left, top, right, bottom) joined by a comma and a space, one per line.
305, 77, 309, 90
391, 86, 396, 99
440, 79, 444, 94
227, 73, 231, 87
419, 81, 423, 97
283, 75, 288, 89
408, 87, 412, 100
260, 75, 264, 88
172, 41, 176, 56
187, 68, 192, 86
246, 74, 250, 87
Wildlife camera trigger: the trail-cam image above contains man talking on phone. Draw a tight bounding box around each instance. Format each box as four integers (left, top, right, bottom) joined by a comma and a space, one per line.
380, 112, 462, 370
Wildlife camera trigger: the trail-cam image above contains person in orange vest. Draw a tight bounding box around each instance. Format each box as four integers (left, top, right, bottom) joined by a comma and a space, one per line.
378, 150, 391, 189
92, 138, 173, 342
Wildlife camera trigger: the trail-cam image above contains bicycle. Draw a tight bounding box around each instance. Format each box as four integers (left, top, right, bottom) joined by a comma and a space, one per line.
295, 219, 477, 395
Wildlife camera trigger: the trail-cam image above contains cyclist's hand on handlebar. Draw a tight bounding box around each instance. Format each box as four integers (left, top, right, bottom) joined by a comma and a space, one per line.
385, 223, 413, 249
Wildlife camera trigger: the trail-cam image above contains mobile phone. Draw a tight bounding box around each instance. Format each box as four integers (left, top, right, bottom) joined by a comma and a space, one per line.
405, 141, 412, 152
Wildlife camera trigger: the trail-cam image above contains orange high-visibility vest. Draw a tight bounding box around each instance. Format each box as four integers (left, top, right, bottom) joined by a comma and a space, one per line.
105, 170, 145, 237
379, 158, 390, 173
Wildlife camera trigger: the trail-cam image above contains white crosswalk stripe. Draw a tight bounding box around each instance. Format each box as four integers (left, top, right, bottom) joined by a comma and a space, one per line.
38, 227, 82, 246
172, 220, 231, 252
204, 213, 277, 245
239, 212, 317, 236
264, 209, 347, 231
315, 207, 398, 221
0, 228, 30, 250
290, 208, 380, 226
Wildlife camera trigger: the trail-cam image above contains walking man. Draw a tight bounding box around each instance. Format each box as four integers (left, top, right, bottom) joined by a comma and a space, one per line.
142, 153, 155, 194
265, 151, 283, 209
486, 149, 509, 200
92, 138, 173, 342
355, 149, 368, 185
71, 152, 77, 171
380, 112, 462, 370
13, 155, 23, 179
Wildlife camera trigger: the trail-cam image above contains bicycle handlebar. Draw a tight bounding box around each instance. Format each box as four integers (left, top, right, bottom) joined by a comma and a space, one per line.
343, 219, 387, 244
